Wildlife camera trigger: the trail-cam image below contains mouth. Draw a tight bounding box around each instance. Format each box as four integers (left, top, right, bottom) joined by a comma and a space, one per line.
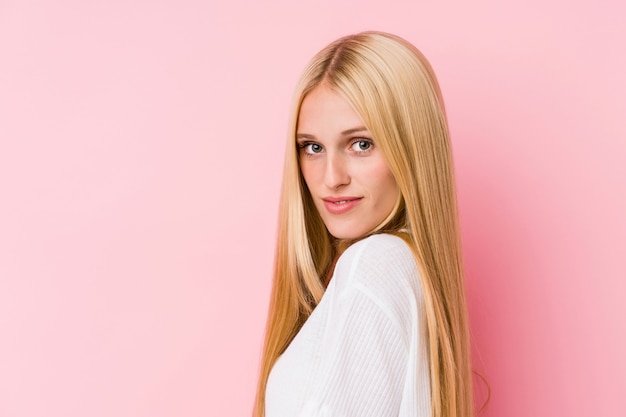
323, 196, 362, 203
321, 197, 363, 214
327, 199, 358, 204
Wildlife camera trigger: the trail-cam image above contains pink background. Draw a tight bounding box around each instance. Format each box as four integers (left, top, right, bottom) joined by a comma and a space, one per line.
1, 1, 624, 416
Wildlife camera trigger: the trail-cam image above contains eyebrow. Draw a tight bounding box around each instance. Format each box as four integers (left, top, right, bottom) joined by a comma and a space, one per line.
296, 126, 369, 140
341, 126, 369, 135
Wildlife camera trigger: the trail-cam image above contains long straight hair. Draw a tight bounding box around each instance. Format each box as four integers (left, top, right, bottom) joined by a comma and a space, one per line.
254, 31, 473, 417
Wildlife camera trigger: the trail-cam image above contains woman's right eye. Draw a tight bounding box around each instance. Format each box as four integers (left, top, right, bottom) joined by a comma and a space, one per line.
301, 143, 323, 155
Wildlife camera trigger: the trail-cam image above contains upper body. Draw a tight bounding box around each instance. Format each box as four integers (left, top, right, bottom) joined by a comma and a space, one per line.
255, 31, 474, 417
265, 233, 431, 417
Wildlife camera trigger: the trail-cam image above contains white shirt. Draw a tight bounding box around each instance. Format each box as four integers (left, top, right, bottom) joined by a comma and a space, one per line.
265, 233, 431, 417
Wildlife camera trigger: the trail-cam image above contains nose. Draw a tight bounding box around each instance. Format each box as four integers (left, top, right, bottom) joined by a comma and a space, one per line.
324, 152, 350, 189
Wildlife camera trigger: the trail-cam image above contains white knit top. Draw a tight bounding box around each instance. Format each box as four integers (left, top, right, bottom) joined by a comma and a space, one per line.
265, 233, 431, 417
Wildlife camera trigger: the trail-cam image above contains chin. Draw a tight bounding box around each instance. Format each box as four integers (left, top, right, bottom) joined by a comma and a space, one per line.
326, 225, 368, 241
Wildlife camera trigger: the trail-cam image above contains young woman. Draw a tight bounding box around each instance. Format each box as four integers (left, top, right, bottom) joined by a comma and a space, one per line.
254, 31, 474, 417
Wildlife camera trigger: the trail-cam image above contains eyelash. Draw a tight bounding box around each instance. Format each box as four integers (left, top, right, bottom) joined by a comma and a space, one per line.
298, 142, 323, 156
350, 139, 373, 153
298, 138, 374, 157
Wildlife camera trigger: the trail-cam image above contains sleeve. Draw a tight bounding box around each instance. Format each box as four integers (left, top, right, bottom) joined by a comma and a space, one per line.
298, 289, 408, 417
298, 238, 415, 417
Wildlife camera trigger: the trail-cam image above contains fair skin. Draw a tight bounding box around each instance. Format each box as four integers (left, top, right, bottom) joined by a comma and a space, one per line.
296, 85, 399, 240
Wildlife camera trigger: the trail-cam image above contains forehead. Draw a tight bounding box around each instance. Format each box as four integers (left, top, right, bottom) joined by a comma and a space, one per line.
297, 86, 366, 135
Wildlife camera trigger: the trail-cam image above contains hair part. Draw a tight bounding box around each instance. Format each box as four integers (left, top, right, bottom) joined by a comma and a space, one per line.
255, 31, 474, 417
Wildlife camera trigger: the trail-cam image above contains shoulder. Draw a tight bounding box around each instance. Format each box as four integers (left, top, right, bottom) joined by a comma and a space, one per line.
336, 233, 417, 279
332, 233, 421, 300
346, 233, 415, 264
329, 233, 424, 343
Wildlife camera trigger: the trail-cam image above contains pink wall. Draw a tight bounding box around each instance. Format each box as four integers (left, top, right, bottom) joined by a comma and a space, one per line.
1, 1, 624, 416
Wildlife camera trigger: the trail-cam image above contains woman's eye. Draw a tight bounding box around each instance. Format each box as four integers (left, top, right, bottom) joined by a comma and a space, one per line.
302, 143, 323, 154
351, 140, 373, 152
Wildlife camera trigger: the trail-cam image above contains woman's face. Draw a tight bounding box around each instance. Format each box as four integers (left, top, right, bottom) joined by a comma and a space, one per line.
297, 85, 399, 240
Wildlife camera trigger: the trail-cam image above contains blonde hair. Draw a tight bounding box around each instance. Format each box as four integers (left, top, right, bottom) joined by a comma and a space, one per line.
254, 31, 473, 417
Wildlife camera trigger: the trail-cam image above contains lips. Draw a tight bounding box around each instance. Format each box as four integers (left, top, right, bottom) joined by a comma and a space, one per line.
322, 196, 363, 215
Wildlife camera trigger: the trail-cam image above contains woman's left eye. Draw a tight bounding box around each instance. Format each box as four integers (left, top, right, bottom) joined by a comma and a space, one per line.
351, 140, 373, 152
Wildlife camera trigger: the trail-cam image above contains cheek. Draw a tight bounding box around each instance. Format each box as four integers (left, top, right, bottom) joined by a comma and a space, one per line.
299, 161, 319, 191
368, 162, 398, 200
381, 177, 399, 206
299, 163, 311, 186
